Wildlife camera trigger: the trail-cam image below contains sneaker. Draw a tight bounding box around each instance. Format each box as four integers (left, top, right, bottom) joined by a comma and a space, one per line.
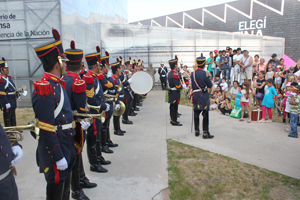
275, 109, 278, 113
285, 127, 291, 132
266, 120, 273, 123
288, 134, 298, 138
258, 119, 265, 123
225, 113, 229, 116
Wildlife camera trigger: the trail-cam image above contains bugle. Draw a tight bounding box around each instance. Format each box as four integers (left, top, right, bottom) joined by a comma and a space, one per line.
4, 119, 40, 141
15, 85, 28, 100
73, 111, 106, 123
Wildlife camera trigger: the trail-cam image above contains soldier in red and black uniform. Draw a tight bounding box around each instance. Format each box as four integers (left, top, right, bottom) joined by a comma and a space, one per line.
32, 28, 76, 200
131, 60, 140, 113
0, 57, 18, 127
63, 40, 96, 200
99, 51, 119, 153
84, 46, 111, 172
123, 57, 135, 121
168, 56, 186, 126
111, 58, 126, 136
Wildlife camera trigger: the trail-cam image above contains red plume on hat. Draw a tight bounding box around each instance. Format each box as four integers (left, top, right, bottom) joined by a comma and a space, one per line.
70, 40, 75, 49
201, 53, 203, 57
117, 58, 120, 62
105, 51, 109, 56
175, 55, 178, 60
96, 46, 100, 53
52, 28, 60, 40
119, 56, 122, 60
2, 57, 5, 61
129, 57, 131, 60
138, 59, 140, 62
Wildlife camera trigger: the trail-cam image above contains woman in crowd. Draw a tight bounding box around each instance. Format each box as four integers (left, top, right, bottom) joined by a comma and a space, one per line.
210, 85, 225, 110
252, 54, 259, 79
239, 81, 252, 123
220, 98, 232, 116
282, 82, 292, 123
256, 58, 266, 75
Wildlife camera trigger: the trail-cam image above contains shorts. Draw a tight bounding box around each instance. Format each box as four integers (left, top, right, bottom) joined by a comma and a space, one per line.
274, 79, 282, 85
241, 70, 252, 80
241, 102, 249, 107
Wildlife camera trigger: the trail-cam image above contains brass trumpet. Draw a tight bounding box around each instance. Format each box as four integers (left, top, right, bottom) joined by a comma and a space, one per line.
73, 111, 106, 123
116, 83, 122, 92
86, 103, 101, 113
4, 119, 40, 141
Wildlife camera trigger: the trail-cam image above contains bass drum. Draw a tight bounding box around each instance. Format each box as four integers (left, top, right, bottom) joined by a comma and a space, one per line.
130, 71, 153, 94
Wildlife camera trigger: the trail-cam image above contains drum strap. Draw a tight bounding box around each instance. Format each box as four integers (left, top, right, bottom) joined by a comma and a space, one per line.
95, 80, 100, 94
193, 71, 202, 92
54, 85, 64, 119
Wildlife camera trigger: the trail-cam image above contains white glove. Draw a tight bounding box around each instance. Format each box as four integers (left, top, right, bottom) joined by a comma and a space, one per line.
115, 104, 120, 110
107, 70, 112, 77
11, 145, 23, 167
128, 78, 132, 84
17, 95, 22, 101
23, 91, 28, 96
5, 103, 11, 109
80, 120, 90, 130
105, 103, 110, 111
56, 157, 68, 171
180, 69, 184, 74
182, 84, 187, 89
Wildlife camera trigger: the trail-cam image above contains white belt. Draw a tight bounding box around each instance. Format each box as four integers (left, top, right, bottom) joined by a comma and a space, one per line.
105, 98, 114, 102
193, 89, 202, 93
161, 75, 166, 77
119, 95, 124, 98
0, 168, 11, 181
55, 123, 73, 130
7, 92, 15, 95
170, 87, 177, 91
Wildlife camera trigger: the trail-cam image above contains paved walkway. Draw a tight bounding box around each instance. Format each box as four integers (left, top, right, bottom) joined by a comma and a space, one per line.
15, 90, 300, 200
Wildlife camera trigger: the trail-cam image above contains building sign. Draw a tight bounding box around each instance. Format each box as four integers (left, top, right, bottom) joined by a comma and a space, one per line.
0, 2, 51, 40
239, 16, 267, 36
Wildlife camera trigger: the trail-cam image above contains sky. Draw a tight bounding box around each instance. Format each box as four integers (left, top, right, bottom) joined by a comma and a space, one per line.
128, 0, 235, 22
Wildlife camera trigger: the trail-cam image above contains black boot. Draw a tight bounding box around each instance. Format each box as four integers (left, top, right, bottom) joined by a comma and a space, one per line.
99, 156, 111, 165
10, 109, 16, 126
203, 111, 213, 139
100, 128, 113, 153
79, 156, 97, 189
90, 163, 108, 173
71, 154, 81, 194
62, 172, 72, 200
118, 116, 126, 133
203, 132, 214, 139
194, 117, 200, 137
46, 182, 64, 200
113, 116, 124, 136
171, 105, 182, 126
96, 134, 112, 164
106, 123, 118, 147
72, 189, 90, 200
122, 119, 133, 124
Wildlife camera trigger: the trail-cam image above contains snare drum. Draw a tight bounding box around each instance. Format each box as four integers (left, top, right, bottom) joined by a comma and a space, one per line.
251, 109, 262, 121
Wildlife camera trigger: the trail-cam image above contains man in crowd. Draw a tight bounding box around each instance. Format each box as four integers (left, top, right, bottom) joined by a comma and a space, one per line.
240, 50, 253, 84
206, 52, 214, 78
219, 50, 230, 85
233, 47, 243, 84
267, 53, 280, 71
146, 62, 156, 90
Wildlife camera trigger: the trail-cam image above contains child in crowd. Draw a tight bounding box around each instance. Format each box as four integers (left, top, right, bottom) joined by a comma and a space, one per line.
275, 88, 283, 116
274, 66, 283, 89
283, 82, 292, 123
239, 81, 252, 123
284, 82, 298, 131
235, 85, 243, 108
220, 97, 232, 116
230, 81, 239, 100
284, 67, 295, 86
266, 65, 274, 80
259, 79, 277, 123
220, 78, 228, 92
210, 75, 222, 94
210, 86, 225, 110
255, 71, 266, 108
288, 85, 300, 138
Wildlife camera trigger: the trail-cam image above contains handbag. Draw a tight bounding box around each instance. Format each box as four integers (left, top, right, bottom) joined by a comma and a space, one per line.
256, 92, 264, 100
229, 106, 242, 118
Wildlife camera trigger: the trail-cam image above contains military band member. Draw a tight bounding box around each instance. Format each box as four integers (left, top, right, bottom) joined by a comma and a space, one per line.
0, 124, 23, 200
84, 46, 111, 172
168, 57, 186, 126
112, 59, 126, 135
0, 58, 18, 127
123, 57, 136, 120
190, 55, 214, 139
63, 40, 96, 200
146, 62, 156, 90
99, 51, 119, 153
32, 28, 76, 200
79, 62, 87, 79
158, 61, 168, 90
131, 60, 141, 111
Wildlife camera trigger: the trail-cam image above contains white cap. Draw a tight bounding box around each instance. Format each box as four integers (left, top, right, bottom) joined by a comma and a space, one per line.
160, 61, 164, 64
180, 61, 183, 65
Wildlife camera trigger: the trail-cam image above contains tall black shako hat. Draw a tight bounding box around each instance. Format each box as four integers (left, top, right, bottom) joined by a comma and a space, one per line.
0, 57, 8, 69
111, 58, 120, 73
125, 57, 131, 65
85, 46, 100, 66
65, 40, 83, 64
169, 55, 178, 69
101, 51, 110, 66
34, 28, 68, 66
196, 53, 206, 69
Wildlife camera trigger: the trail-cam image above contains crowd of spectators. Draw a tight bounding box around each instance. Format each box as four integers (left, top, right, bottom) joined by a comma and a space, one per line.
205, 47, 300, 138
